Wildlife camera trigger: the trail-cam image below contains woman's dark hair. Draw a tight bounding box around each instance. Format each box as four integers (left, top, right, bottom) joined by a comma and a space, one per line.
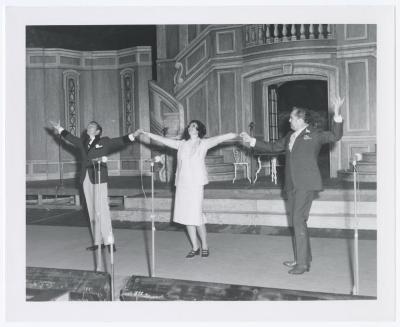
88, 120, 103, 136
182, 120, 207, 140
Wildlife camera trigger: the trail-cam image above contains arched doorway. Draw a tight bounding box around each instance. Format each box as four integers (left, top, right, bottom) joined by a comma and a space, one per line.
252, 79, 330, 180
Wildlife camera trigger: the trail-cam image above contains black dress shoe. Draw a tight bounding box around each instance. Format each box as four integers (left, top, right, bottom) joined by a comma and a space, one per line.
86, 245, 99, 251
288, 265, 310, 275
283, 260, 297, 268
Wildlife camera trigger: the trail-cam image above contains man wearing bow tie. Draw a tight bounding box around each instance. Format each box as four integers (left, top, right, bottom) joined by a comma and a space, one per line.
240, 96, 344, 274
50, 120, 140, 253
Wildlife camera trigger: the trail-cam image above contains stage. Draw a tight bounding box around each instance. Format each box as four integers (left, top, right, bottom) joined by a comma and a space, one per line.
26, 176, 377, 230
26, 176, 377, 300
26, 208, 377, 299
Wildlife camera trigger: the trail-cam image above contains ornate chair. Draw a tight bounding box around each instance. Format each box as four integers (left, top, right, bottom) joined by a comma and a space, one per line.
254, 156, 278, 184
232, 149, 251, 184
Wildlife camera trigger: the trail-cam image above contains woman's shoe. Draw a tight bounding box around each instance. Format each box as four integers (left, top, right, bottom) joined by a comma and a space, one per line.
201, 249, 209, 258
185, 248, 200, 258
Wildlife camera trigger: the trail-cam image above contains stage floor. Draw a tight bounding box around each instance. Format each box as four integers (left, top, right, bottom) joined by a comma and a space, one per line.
26, 209, 377, 299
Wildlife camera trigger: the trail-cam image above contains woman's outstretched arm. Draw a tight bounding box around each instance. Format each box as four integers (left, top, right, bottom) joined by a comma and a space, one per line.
141, 130, 181, 150
204, 132, 238, 150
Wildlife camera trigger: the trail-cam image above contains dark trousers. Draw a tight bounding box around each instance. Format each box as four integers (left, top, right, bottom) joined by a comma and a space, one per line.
287, 188, 315, 266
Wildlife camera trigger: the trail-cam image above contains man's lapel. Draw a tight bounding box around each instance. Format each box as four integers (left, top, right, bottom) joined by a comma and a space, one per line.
87, 136, 101, 153
292, 126, 312, 152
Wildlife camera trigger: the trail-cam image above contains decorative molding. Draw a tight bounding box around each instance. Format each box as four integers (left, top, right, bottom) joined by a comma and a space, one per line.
344, 24, 368, 41
174, 53, 332, 97
345, 59, 370, 132
173, 62, 184, 86
120, 68, 135, 134
336, 48, 376, 59
26, 47, 152, 70
185, 40, 207, 75
282, 63, 293, 74
216, 30, 236, 54
62, 70, 80, 136
175, 53, 335, 100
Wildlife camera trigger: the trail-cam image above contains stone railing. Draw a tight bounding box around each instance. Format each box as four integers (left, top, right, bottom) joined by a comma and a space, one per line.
244, 24, 334, 47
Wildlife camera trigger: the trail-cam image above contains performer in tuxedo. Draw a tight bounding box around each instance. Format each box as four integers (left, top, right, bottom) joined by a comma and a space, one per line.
49, 120, 140, 252
240, 96, 344, 274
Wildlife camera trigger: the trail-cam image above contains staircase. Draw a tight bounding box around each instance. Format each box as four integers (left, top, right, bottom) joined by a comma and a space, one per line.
206, 155, 243, 182
337, 151, 376, 183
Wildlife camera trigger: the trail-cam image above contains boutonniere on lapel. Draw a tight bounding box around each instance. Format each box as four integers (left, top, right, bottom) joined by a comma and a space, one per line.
95, 144, 103, 149
303, 129, 312, 140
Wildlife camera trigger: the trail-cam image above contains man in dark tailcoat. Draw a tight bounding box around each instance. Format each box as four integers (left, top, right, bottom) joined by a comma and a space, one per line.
50, 120, 140, 252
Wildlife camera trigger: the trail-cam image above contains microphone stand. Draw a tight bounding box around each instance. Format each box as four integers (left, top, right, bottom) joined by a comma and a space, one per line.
351, 160, 359, 295
249, 122, 255, 183
162, 127, 169, 183
55, 134, 64, 199
94, 158, 114, 301
95, 160, 102, 274
150, 161, 156, 277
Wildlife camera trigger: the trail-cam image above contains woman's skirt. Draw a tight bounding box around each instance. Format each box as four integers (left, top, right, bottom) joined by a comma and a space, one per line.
173, 184, 206, 226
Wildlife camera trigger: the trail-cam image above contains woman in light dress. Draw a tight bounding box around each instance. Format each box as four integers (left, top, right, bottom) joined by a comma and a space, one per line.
138, 120, 238, 258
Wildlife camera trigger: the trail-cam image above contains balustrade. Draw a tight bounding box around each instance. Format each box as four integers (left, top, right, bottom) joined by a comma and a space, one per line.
244, 24, 333, 47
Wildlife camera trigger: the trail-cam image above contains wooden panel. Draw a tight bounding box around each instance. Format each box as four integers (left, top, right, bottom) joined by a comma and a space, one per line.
217, 31, 235, 54
92, 70, 120, 139
166, 25, 179, 58
345, 24, 367, 40
252, 80, 264, 138
60, 56, 81, 66
30, 56, 56, 64
219, 72, 236, 133
186, 84, 207, 127
346, 60, 369, 131
119, 54, 136, 64
85, 57, 116, 66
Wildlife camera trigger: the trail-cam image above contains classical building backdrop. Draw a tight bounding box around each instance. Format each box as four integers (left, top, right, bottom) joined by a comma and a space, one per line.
26, 24, 376, 182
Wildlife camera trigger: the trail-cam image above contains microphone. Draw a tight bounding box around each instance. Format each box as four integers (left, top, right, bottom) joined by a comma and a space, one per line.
352, 153, 362, 167
91, 156, 108, 163
145, 155, 162, 164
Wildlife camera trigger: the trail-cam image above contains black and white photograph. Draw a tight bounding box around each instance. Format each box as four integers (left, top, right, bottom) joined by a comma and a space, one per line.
2, 2, 398, 325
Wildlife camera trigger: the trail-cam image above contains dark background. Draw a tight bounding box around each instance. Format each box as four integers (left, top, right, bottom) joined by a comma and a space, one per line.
26, 25, 158, 78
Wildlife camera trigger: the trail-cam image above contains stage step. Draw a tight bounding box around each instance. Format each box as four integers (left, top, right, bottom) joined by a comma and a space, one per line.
205, 155, 244, 182
206, 163, 235, 173
339, 151, 377, 183
118, 196, 376, 230
362, 152, 376, 163
337, 170, 377, 183
205, 155, 225, 164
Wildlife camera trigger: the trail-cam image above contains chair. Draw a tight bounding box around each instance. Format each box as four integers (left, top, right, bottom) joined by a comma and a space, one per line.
232, 149, 251, 184
254, 156, 278, 184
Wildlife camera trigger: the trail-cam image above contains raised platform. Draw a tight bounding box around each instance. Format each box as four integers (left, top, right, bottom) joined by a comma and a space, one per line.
26, 176, 377, 230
